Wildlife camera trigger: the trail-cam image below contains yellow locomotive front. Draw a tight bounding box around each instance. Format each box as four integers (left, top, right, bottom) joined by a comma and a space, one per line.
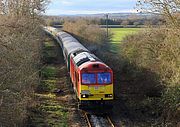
78, 62, 114, 102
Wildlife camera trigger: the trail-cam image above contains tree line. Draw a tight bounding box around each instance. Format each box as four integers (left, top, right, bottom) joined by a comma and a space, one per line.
0, 0, 48, 126
45, 14, 164, 27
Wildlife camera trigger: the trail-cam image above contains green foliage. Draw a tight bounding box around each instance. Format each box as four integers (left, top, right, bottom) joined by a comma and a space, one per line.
44, 41, 56, 49
28, 37, 69, 127
37, 80, 56, 92
28, 97, 68, 127
42, 40, 60, 63
110, 28, 140, 43
110, 28, 141, 52
41, 66, 57, 78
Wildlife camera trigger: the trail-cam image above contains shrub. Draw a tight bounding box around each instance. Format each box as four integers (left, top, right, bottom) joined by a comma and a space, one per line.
161, 86, 180, 125
120, 27, 180, 125
63, 19, 110, 51
37, 80, 56, 93
41, 66, 57, 79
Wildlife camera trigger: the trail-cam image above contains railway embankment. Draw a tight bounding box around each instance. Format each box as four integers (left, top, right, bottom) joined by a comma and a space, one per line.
27, 34, 86, 127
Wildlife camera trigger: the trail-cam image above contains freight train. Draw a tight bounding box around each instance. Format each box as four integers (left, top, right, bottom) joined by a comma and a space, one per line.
44, 26, 114, 107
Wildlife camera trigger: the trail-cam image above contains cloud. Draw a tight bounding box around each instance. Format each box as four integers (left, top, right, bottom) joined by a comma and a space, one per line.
47, 0, 137, 15
61, 0, 73, 5
46, 9, 137, 15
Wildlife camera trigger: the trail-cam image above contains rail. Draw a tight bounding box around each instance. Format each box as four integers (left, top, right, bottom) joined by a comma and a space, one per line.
84, 112, 115, 127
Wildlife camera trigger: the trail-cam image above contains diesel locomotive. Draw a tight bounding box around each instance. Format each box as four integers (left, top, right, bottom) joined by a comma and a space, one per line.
44, 26, 114, 106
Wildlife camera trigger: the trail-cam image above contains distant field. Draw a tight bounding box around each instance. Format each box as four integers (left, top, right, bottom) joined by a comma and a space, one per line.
110, 28, 141, 52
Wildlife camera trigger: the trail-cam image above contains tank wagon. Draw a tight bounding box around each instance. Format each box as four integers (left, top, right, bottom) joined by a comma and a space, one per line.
44, 26, 114, 106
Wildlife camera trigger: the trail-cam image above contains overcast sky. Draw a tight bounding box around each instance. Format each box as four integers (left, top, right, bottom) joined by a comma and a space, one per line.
46, 0, 137, 15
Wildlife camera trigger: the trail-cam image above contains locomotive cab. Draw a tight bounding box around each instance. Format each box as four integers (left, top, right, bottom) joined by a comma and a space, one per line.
69, 51, 114, 103
78, 62, 114, 101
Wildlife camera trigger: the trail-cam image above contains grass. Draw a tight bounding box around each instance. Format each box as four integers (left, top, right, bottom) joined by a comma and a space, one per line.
42, 40, 58, 63
29, 95, 68, 127
41, 66, 57, 78
44, 41, 56, 48
27, 38, 69, 127
110, 28, 141, 52
37, 80, 57, 92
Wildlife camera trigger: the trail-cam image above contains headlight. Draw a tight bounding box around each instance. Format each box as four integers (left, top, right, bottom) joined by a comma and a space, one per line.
81, 94, 89, 98
105, 94, 113, 98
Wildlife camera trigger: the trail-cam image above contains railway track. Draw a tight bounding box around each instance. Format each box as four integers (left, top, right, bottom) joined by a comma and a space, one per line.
84, 112, 115, 127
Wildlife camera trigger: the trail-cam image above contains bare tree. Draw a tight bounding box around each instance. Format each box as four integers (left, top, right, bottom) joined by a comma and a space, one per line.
120, 1, 180, 126
137, 0, 180, 27
63, 19, 109, 51
0, 0, 49, 16
0, 0, 49, 126
121, 20, 129, 26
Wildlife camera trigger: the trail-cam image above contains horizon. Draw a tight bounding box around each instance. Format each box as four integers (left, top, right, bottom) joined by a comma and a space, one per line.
45, 12, 139, 16
46, 0, 137, 15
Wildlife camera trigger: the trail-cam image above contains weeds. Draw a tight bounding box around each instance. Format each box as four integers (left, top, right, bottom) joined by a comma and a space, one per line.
37, 80, 56, 93
41, 66, 57, 79
27, 36, 69, 127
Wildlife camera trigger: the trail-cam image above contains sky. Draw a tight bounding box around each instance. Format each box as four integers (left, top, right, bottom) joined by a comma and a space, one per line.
46, 0, 138, 15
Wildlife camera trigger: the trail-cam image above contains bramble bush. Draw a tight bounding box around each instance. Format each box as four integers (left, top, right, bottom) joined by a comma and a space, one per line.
120, 27, 180, 126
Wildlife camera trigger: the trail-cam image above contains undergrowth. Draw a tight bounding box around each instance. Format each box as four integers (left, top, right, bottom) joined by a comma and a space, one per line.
27, 36, 68, 127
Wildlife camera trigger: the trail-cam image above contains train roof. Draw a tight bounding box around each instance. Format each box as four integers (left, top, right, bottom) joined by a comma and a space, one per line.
78, 61, 111, 72
57, 31, 89, 57
57, 32, 71, 39
65, 45, 89, 57
62, 37, 78, 43
73, 52, 101, 67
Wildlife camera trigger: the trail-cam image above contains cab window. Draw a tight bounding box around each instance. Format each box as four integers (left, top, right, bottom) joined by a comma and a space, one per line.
97, 73, 111, 84
82, 73, 96, 84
